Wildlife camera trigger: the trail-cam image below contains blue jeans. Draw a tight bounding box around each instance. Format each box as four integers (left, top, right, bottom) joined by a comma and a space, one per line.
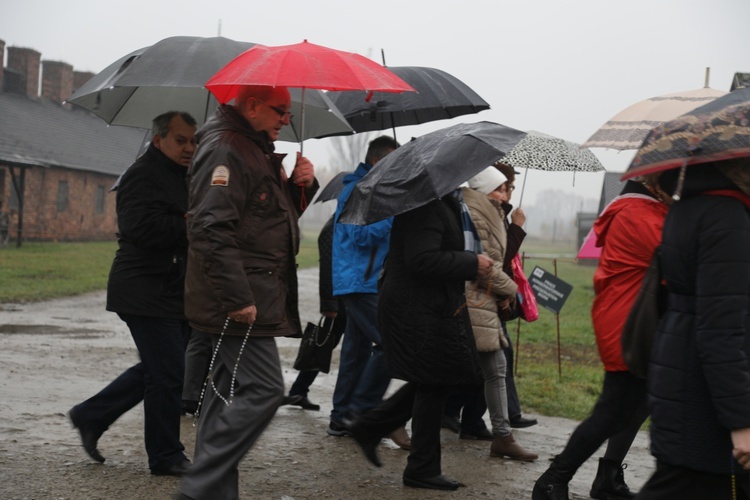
71, 314, 190, 470
330, 293, 389, 423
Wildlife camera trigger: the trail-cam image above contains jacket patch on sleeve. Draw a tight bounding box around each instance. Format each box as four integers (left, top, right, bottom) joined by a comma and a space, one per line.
210, 165, 230, 186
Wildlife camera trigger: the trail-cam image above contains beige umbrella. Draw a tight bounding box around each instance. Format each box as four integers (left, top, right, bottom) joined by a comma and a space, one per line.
583, 69, 727, 150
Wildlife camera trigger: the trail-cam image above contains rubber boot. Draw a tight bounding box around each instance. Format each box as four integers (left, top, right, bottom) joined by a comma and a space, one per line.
532, 457, 574, 500
589, 457, 636, 500
489, 433, 538, 461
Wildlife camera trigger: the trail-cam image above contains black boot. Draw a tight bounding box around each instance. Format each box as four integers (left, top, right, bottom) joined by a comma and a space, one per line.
532, 458, 573, 500
589, 457, 636, 500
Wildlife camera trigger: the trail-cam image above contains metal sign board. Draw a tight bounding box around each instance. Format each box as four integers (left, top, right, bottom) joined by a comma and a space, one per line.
528, 266, 574, 315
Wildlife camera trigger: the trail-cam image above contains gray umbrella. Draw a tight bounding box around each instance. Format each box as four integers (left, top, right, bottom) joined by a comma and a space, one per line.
328, 66, 490, 137
313, 171, 351, 204
66, 36, 352, 142
337, 121, 526, 225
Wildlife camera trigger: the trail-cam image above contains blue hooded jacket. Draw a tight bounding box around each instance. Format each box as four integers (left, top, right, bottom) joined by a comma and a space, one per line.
332, 162, 392, 295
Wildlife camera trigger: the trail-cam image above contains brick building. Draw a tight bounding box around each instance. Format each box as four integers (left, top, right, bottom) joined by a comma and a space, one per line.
0, 39, 145, 243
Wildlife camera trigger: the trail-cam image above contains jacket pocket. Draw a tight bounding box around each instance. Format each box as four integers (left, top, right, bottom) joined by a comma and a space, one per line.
246, 265, 287, 327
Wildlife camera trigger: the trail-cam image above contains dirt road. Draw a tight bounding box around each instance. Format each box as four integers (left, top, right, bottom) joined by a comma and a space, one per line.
0, 267, 655, 499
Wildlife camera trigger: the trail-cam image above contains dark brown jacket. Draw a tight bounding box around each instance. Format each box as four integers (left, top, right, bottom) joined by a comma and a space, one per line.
184, 105, 318, 336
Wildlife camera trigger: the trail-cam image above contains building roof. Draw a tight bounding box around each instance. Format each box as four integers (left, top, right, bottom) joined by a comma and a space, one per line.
0, 92, 146, 176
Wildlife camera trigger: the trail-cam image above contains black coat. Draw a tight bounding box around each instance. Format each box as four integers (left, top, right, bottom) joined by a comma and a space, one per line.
378, 196, 483, 386
106, 144, 189, 319
649, 165, 750, 475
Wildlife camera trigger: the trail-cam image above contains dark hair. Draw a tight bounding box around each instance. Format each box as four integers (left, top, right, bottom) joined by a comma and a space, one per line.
151, 111, 197, 139
366, 136, 400, 165
494, 162, 516, 185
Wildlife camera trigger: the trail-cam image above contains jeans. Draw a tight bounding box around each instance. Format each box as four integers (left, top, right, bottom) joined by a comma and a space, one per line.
478, 349, 511, 435
501, 321, 522, 419
330, 293, 389, 423
72, 314, 190, 470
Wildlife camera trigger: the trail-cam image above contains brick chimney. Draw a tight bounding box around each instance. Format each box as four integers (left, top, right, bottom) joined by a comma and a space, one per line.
7, 46, 41, 98
73, 70, 95, 93
42, 60, 74, 104
0, 39, 5, 92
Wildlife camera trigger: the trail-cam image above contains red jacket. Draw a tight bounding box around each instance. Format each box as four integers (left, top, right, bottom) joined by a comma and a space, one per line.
591, 193, 667, 371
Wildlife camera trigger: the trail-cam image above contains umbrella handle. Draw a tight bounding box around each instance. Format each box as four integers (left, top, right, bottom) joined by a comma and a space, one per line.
517, 167, 530, 208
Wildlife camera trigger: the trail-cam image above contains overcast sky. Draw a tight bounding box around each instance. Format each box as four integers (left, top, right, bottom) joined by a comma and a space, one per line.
2, 0, 749, 206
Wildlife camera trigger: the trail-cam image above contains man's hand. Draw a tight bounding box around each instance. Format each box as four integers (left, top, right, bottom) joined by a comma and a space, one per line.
292, 152, 315, 188
322, 311, 338, 318
477, 254, 494, 278
511, 208, 526, 227
732, 428, 750, 470
228, 305, 257, 325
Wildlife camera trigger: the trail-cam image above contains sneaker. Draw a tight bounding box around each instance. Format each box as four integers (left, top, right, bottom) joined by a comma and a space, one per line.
327, 420, 351, 437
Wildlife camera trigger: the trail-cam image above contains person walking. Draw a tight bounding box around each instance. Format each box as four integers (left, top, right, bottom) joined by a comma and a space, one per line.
463, 167, 538, 462
281, 214, 346, 412
494, 162, 537, 429
349, 191, 494, 491
177, 85, 318, 500
634, 160, 750, 499
69, 111, 197, 476
533, 175, 670, 500
327, 136, 399, 435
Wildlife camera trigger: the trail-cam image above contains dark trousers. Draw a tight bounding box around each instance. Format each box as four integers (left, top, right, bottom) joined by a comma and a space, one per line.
72, 314, 190, 469
183, 329, 212, 402
356, 382, 448, 478
635, 461, 750, 500
556, 371, 648, 474
444, 383, 488, 433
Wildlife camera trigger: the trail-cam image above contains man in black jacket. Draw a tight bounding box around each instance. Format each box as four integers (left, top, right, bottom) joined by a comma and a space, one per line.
69, 111, 197, 476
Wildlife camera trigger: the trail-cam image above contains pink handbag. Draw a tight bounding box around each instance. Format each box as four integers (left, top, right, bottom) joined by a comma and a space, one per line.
512, 254, 539, 322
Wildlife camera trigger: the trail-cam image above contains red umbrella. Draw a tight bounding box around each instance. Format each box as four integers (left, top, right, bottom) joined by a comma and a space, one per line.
205, 40, 414, 102
205, 40, 414, 156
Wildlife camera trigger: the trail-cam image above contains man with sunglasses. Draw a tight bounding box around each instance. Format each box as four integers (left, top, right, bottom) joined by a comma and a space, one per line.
178, 85, 318, 500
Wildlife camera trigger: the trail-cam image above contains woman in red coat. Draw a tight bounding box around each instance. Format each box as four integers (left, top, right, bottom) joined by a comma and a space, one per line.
533, 176, 670, 500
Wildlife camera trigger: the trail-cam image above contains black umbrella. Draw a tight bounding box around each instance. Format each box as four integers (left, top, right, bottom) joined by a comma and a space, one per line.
623, 86, 750, 181
66, 36, 352, 142
337, 121, 526, 225
328, 66, 490, 138
313, 171, 350, 204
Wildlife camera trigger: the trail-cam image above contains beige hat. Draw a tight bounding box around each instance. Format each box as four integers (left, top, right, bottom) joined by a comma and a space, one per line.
467, 167, 508, 195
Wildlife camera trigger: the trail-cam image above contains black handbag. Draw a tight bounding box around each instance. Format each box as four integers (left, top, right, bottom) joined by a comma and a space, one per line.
621, 248, 667, 379
293, 315, 339, 373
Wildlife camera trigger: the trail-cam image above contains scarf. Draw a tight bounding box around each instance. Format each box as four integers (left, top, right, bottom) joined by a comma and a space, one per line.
453, 189, 482, 254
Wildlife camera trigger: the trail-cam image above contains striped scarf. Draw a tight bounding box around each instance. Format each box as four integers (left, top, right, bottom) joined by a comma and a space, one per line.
453, 189, 482, 254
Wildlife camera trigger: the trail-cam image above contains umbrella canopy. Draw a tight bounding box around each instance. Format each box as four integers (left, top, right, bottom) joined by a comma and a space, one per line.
313, 171, 350, 204
205, 40, 415, 103
327, 66, 490, 133
337, 121, 527, 225
623, 87, 750, 180
66, 36, 352, 142
583, 87, 727, 150
501, 130, 604, 172
576, 228, 601, 259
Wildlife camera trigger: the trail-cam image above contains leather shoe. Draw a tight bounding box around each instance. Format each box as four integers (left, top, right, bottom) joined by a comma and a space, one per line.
403, 474, 463, 491
510, 415, 538, 428
68, 408, 105, 463
440, 414, 461, 433
349, 422, 382, 467
282, 395, 321, 411
459, 427, 494, 441
151, 458, 191, 477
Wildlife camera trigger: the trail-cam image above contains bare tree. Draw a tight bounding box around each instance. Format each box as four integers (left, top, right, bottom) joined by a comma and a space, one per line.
327, 132, 376, 172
